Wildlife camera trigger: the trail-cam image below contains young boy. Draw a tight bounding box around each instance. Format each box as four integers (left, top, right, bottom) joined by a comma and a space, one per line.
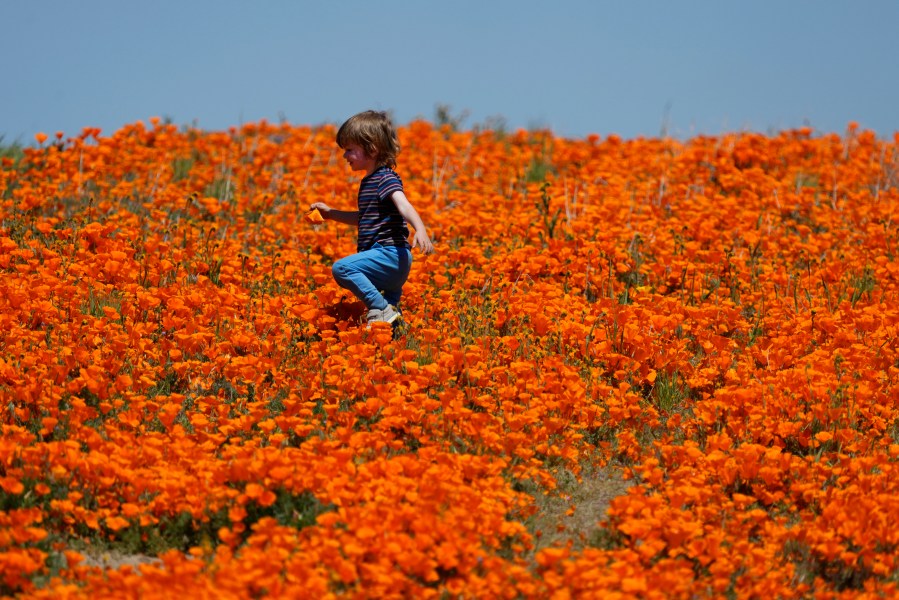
309, 110, 434, 325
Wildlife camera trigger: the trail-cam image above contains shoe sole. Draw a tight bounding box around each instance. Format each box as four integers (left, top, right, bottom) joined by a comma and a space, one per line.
366, 309, 400, 327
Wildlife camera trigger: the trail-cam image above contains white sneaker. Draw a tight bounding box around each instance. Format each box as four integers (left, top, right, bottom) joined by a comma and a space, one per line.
366, 304, 400, 325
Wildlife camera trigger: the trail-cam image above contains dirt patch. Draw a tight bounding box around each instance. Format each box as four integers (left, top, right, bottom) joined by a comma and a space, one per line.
77, 548, 163, 570
526, 464, 631, 554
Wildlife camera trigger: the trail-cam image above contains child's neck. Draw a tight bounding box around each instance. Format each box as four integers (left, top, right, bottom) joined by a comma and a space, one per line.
365, 163, 385, 177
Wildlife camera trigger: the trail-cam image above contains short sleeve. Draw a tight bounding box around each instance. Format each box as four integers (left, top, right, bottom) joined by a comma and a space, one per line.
376, 171, 403, 200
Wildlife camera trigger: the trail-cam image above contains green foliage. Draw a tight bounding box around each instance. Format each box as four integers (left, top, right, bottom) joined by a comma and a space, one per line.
72, 489, 333, 560
616, 234, 647, 305
79, 287, 124, 320
0, 137, 25, 164
172, 156, 194, 182
433, 104, 470, 132
536, 182, 562, 241
525, 158, 553, 183
849, 265, 876, 306
653, 370, 690, 413
783, 538, 875, 592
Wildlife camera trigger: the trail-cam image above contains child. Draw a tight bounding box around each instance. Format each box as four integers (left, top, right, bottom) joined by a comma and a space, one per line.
309, 110, 434, 325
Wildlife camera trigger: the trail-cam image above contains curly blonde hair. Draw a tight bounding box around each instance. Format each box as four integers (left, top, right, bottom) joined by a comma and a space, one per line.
336, 110, 401, 169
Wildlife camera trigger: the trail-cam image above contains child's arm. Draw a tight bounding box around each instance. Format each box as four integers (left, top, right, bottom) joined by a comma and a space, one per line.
390, 191, 434, 254
309, 202, 359, 226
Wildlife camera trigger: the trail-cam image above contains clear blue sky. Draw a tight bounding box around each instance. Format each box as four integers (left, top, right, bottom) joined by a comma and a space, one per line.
3, 1, 897, 144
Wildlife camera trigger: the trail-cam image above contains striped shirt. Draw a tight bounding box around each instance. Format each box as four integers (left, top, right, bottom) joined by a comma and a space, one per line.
356, 166, 410, 251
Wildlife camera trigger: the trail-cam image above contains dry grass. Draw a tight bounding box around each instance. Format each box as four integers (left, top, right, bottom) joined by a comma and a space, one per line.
77, 548, 163, 570
526, 463, 631, 556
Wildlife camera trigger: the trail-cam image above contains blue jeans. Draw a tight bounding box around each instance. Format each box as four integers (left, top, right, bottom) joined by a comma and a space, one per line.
332, 243, 412, 310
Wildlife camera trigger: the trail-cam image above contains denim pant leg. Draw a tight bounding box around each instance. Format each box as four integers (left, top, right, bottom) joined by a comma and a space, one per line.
332, 244, 412, 311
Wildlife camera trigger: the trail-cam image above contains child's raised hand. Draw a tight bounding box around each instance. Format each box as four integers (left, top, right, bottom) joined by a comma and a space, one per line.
306, 202, 330, 223
305, 208, 324, 224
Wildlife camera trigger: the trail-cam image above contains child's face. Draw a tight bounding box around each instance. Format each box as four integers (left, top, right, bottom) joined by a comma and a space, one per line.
342, 143, 377, 175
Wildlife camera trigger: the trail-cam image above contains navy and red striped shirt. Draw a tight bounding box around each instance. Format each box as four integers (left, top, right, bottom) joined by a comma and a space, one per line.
356, 166, 410, 251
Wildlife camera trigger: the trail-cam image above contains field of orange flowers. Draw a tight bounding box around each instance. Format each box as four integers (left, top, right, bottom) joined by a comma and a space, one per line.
1, 117, 898, 598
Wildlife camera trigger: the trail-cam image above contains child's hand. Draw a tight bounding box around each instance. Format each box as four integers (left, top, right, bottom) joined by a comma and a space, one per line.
412, 230, 434, 254
308, 202, 331, 220
305, 208, 323, 224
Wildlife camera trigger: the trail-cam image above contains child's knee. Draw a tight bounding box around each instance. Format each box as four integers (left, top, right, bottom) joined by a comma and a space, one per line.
332, 260, 349, 281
